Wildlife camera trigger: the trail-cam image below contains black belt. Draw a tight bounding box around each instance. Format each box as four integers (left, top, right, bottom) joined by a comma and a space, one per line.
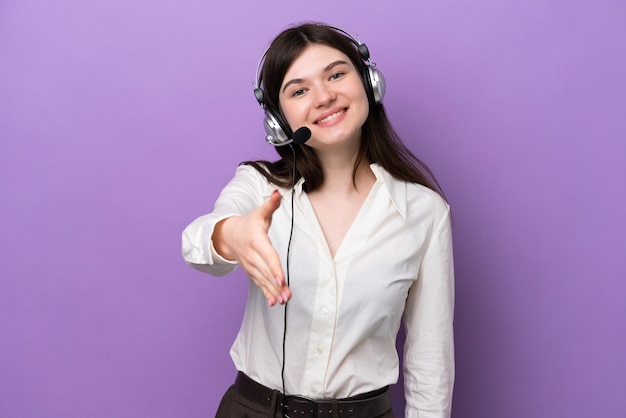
234, 372, 392, 418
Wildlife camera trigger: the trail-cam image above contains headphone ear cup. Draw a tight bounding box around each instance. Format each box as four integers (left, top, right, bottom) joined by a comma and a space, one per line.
362, 65, 386, 106
263, 107, 293, 145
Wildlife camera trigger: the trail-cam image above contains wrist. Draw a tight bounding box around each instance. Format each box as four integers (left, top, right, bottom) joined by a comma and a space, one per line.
212, 217, 237, 261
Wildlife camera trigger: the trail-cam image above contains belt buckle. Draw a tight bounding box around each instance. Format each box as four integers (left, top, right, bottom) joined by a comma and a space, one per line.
283, 395, 318, 418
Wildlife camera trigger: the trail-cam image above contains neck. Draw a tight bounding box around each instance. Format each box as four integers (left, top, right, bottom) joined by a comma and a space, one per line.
316, 154, 374, 195
311, 133, 374, 194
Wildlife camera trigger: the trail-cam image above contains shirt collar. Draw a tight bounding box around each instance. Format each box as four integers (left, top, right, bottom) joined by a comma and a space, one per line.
292, 163, 407, 220
293, 176, 306, 196
370, 163, 407, 220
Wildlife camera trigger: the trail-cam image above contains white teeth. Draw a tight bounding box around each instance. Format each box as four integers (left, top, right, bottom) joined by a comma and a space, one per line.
316, 110, 344, 124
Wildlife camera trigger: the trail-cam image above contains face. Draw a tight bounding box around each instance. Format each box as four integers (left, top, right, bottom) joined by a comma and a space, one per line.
278, 44, 369, 151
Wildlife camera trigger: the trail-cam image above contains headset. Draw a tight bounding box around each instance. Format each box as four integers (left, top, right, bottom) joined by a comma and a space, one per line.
253, 24, 386, 146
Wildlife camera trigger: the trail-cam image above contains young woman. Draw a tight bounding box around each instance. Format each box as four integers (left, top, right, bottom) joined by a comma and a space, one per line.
182, 23, 454, 418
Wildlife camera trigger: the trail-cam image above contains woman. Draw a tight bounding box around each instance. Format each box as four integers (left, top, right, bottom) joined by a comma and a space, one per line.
182, 23, 454, 418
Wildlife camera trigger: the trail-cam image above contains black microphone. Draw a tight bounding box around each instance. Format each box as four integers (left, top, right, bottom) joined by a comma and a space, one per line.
292, 127, 311, 145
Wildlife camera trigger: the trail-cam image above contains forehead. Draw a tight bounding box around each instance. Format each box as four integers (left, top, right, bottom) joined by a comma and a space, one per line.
282, 44, 354, 80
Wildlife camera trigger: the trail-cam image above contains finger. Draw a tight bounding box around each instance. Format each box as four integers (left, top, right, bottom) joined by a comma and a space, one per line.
249, 269, 291, 306
244, 267, 278, 306
241, 251, 286, 300
250, 237, 285, 287
256, 258, 291, 305
255, 275, 289, 306
242, 224, 285, 286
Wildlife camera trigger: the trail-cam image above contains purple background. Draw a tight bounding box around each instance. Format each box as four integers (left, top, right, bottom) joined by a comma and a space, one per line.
1, 1, 625, 417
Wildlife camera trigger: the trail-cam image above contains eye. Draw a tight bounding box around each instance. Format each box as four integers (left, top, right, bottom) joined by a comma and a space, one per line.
291, 88, 306, 97
330, 72, 345, 80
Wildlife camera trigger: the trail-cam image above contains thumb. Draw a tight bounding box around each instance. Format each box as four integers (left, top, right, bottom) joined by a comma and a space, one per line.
259, 190, 282, 221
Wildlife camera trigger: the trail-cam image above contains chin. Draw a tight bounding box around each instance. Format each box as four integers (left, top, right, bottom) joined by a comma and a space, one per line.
312, 129, 362, 148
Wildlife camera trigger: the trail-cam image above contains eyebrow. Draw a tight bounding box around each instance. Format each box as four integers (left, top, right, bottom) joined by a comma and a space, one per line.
281, 60, 351, 93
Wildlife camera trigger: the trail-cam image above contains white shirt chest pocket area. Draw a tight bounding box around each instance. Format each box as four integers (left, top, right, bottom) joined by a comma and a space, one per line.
342, 247, 423, 311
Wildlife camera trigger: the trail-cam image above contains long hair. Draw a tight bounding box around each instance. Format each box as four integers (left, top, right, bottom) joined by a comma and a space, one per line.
244, 23, 445, 198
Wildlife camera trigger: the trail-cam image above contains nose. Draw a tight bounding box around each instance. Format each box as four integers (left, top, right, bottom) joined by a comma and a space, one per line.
313, 83, 336, 107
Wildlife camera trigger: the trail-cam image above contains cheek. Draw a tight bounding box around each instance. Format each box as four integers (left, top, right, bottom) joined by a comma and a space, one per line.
355, 90, 370, 124
350, 81, 370, 115
280, 102, 307, 129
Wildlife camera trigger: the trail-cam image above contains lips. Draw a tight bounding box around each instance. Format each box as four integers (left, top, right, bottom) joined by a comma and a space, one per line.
314, 108, 347, 125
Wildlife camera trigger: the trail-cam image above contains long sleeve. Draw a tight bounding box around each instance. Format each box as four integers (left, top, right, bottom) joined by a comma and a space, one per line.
402, 206, 455, 418
181, 165, 270, 276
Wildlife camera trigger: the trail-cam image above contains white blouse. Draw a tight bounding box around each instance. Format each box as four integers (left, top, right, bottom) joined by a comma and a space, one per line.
182, 163, 455, 418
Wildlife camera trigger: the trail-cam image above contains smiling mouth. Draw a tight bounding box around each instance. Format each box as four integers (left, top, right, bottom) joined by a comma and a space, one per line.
314, 108, 347, 125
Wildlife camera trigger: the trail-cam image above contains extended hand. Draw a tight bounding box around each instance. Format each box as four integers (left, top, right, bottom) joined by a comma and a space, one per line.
213, 190, 291, 306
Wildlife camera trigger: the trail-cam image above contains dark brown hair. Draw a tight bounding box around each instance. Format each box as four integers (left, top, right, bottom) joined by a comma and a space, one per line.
244, 23, 445, 198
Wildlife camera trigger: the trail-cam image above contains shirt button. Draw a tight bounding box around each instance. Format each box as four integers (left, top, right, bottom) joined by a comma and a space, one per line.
311, 386, 318, 394
317, 346, 324, 354
322, 308, 329, 315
